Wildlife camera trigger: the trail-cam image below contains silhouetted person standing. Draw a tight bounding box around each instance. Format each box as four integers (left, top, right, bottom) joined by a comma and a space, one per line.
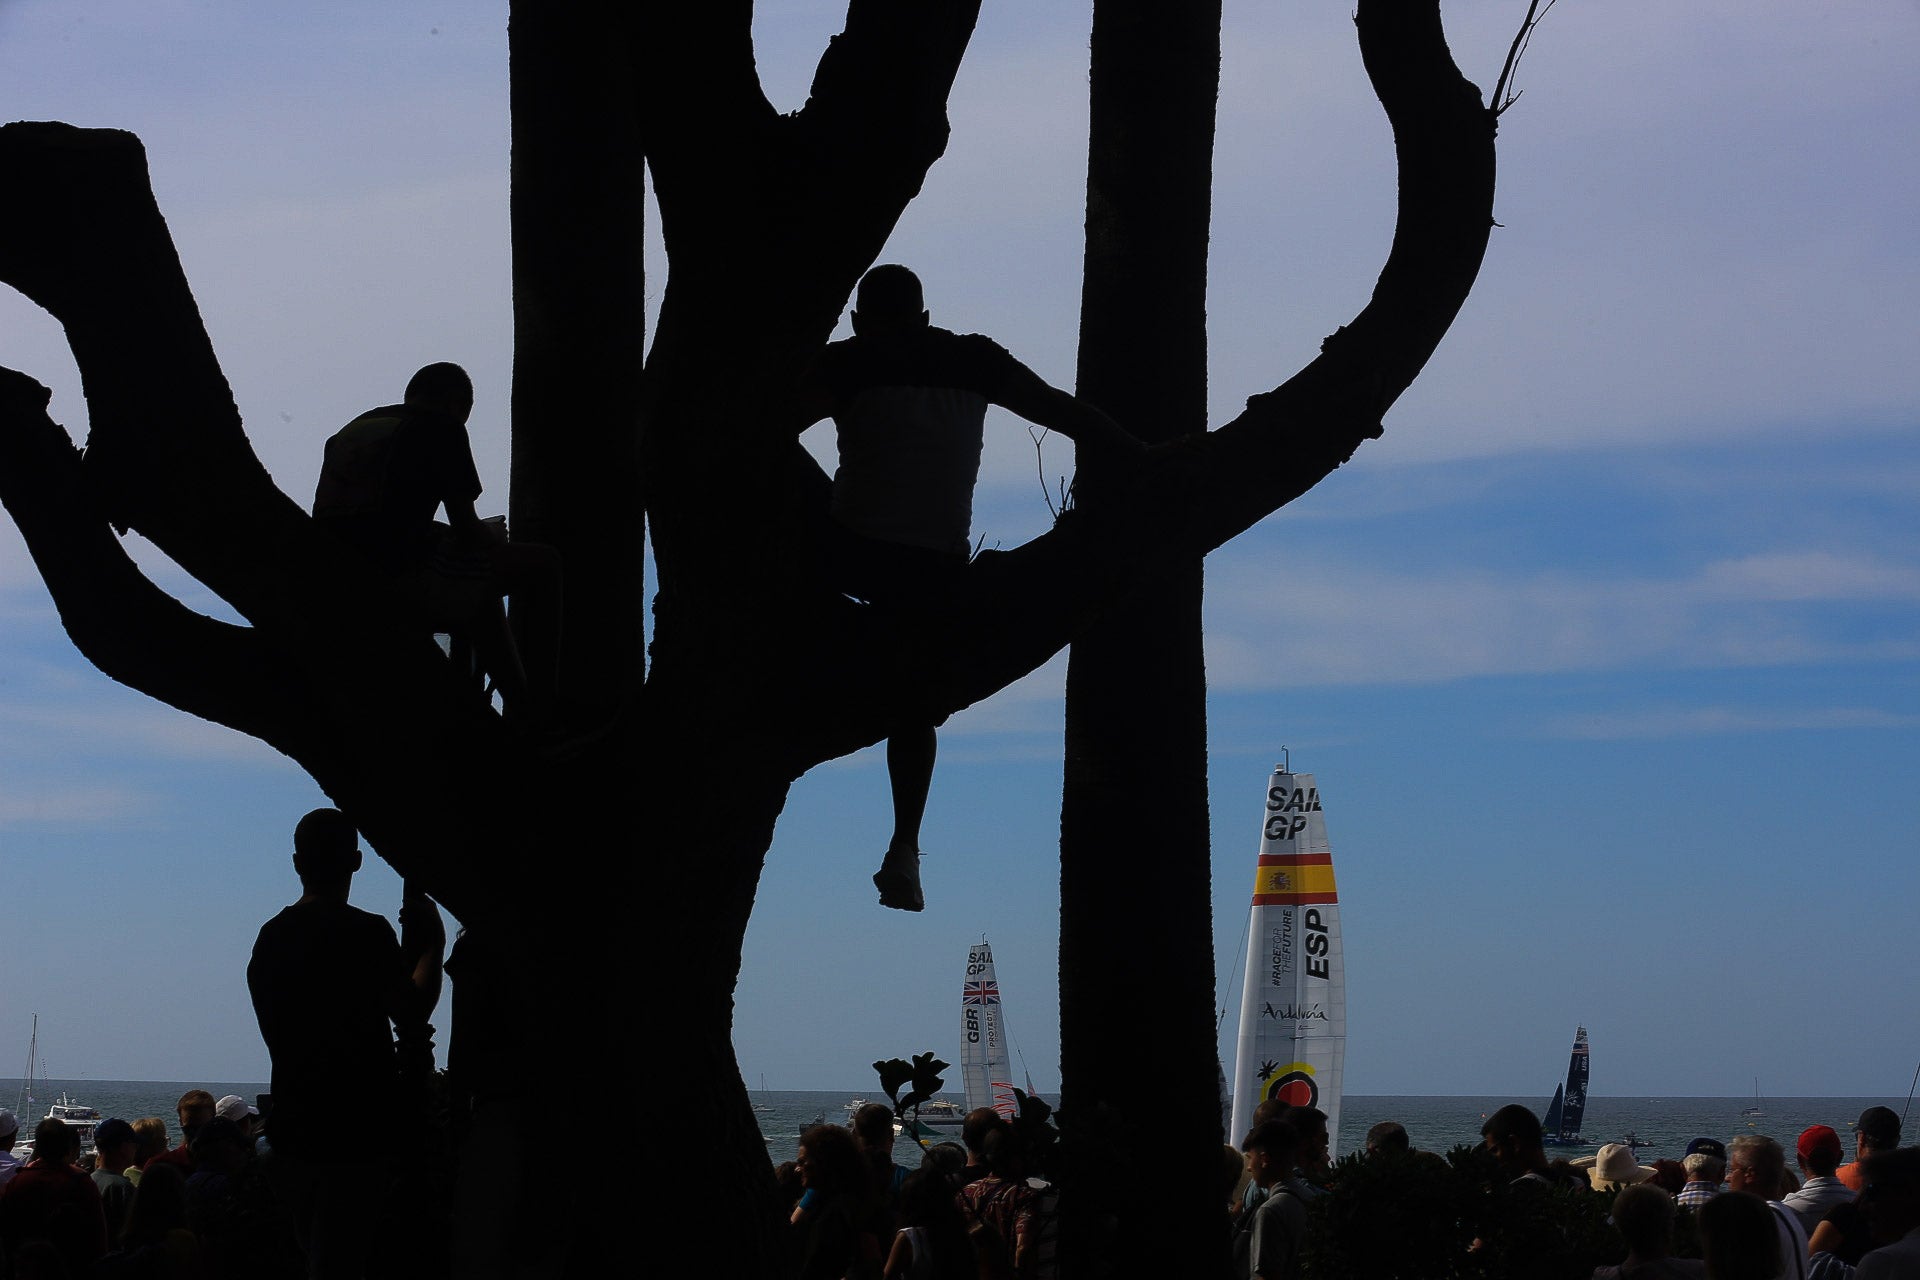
247, 807, 441, 1279
797, 265, 1142, 911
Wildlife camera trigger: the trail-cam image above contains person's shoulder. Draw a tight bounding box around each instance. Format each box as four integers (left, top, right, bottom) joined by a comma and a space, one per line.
331, 403, 408, 438
932, 328, 1014, 360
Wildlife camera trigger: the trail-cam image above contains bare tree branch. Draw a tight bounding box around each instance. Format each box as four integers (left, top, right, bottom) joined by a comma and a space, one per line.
0, 123, 327, 631
0, 369, 307, 743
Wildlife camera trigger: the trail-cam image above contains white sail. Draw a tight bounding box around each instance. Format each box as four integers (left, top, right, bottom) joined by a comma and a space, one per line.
1228, 768, 1348, 1156
960, 940, 1018, 1120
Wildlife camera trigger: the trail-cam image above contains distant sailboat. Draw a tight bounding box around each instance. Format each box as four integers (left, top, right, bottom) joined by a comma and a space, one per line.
1542, 1026, 1590, 1146
1228, 761, 1347, 1156
1741, 1079, 1765, 1118
961, 939, 1019, 1120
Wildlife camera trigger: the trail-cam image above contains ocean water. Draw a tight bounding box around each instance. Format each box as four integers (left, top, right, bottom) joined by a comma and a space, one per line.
749, 1090, 1907, 1166
8, 1080, 1899, 1168
3, 1079, 269, 1148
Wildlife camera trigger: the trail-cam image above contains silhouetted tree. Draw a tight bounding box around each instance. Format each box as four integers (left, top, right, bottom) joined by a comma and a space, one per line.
0, 0, 1498, 1274
1058, 3, 1223, 1278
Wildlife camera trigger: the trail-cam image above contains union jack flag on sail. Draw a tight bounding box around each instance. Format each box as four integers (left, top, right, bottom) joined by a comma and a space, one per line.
962, 980, 999, 1005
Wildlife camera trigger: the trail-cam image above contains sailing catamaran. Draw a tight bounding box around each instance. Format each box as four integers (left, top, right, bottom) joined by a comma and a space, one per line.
1228, 763, 1347, 1156
961, 939, 1019, 1121
1541, 1025, 1590, 1146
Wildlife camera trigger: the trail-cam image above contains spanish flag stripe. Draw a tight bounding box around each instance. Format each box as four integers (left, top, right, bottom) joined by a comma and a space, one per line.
1251, 858, 1339, 905
1252, 890, 1340, 906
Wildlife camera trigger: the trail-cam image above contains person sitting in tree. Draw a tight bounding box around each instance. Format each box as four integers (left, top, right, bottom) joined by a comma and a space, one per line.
314, 361, 561, 721
795, 264, 1143, 911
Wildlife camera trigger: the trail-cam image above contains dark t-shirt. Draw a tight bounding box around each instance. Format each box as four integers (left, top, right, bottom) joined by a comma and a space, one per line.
313, 403, 483, 567
809, 327, 1035, 555
247, 901, 403, 1158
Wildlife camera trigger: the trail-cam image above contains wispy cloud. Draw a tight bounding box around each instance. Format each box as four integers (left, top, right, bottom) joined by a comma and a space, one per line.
0, 784, 154, 830
1202, 547, 1920, 689
1538, 705, 1920, 742
0, 697, 292, 768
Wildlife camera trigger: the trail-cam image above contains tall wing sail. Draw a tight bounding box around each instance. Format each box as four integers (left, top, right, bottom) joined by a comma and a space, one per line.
961, 940, 1018, 1119
1229, 769, 1348, 1155
1560, 1026, 1590, 1140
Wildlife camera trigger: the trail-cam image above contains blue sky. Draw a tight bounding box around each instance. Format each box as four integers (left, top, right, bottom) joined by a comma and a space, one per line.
1, 2, 1916, 1104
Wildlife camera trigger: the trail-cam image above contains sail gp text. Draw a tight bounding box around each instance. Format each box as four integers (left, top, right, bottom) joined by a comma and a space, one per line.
1269, 908, 1332, 984
966, 950, 991, 1043
1265, 784, 1321, 841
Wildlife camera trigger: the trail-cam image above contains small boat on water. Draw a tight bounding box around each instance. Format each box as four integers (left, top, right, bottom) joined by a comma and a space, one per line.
14, 1016, 100, 1158
1740, 1079, 1765, 1117
843, 1094, 966, 1140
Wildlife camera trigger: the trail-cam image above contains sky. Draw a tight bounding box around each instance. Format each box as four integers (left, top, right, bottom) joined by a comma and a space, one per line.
1, 2, 1916, 1107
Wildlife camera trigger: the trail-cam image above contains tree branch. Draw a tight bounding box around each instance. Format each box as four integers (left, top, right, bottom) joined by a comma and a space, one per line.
0, 122, 329, 632
636, 1, 777, 249
0, 369, 307, 743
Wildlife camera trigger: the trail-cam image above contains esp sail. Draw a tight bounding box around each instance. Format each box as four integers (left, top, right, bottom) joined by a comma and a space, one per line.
961, 939, 1018, 1119
1229, 766, 1348, 1155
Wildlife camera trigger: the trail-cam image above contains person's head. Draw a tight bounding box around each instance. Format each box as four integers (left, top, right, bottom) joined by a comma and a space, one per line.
403, 361, 474, 424
190, 1116, 250, 1175
31, 1118, 76, 1164
175, 1089, 216, 1139
1365, 1120, 1409, 1157
1481, 1104, 1545, 1176
1611, 1182, 1677, 1259
1725, 1134, 1786, 1200
0, 1108, 16, 1151
850, 265, 929, 339
1241, 1118, 1301, 1189
1684, 1150, 1727, 1185
1649, 1158, 1688, 1196
1855, 1106, 1901, 1160
1291, 1106, 1330, 1174
1699, 1187, 1781, 1280
131, 1116, 170, 1165
1250, 1097, 1292, 1131
961, 1107, 1004, 1161
1583, 1142, 1657, 1193
1796, 1124, 1843, 1177
214, 1094, 259, 1138
292, 808, 361, 894
982, 1124, 1028, 1181
796, 1123, 866, 1198
773, 1160, 803, 1207
94, 1117, 137, 1172
1859, 1147, 1920, 1247
851, 1101, 894, 1152
920, 1141, 967, 1185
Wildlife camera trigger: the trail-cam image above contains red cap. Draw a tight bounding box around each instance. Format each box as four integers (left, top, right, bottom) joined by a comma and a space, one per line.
1797, 1125, 1843, 1162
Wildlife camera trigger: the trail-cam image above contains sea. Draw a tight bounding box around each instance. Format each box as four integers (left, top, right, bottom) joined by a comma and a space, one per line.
8, 1081, 1899, 1166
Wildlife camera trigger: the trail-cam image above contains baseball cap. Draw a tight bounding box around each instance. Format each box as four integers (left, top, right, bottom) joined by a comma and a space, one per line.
1798, 1125, 1843, 1162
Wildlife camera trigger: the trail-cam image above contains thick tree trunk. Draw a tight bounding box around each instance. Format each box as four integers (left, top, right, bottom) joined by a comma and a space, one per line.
1059, 4, 1223, 1278
0, 4, 1497, 1277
